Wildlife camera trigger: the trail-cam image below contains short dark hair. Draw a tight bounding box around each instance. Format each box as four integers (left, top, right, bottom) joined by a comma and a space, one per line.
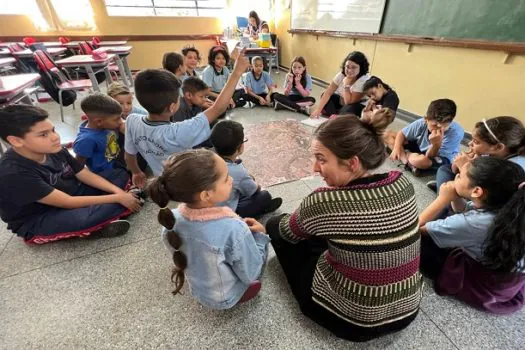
363, 76, 391, 92
0, 105, 49, 141
81, 92, 122, 118
313, 115, 386, 170
210, 120, 244, 156
207, 46, 230, 66
426, 99, 457, 123
181, 45, 201, 61
162, 52, 184, 75
341, 51, 369, 79
182, 76, 209, 94
134, 69, 181, 114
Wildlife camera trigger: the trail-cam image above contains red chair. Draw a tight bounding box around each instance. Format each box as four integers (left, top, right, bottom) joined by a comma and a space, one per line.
7, 43, 25, 53
33, 50, 93, 122
58, 37, 70, 44
92, 36, 101, 47
78, 41, 119, 82
23, 37, 36, 46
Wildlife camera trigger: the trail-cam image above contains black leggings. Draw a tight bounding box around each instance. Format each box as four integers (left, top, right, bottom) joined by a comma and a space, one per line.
272, 93, 316, 112
322, 93, 364, 116
420, 234, 450, 280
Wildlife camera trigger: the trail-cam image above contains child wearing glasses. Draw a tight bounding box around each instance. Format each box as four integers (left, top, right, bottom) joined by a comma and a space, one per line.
386, 98, 464, 176
210, 120, 282, 218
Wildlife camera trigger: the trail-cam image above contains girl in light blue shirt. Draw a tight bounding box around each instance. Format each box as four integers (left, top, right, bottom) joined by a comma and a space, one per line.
147, 149, 269, 309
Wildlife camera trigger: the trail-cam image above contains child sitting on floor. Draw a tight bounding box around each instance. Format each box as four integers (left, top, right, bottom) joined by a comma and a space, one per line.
419, 157, 525, 314
124, 48, 251, 187
181, 45, 201, 80
387, 98, 464, 176
242, 56, 274, 107
210, 120, 282, 218
272, 56, 316, 114
361, 76, 399, 120
107, 82, 147, 119
73, 93, 125, 173
201, 45, 246, 108
148, 149, 269, 308
171, 77, 212, 122
0, 105, 141, 244
162, 52, 186, 80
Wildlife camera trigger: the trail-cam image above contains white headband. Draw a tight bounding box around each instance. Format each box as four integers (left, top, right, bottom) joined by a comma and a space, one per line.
482, 118, 501, 143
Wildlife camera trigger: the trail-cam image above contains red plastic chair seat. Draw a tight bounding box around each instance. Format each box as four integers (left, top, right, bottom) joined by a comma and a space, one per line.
57, 79, 92, 90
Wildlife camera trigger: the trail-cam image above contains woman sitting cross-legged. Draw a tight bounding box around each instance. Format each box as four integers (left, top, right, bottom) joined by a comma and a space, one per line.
266, 114, 422, 342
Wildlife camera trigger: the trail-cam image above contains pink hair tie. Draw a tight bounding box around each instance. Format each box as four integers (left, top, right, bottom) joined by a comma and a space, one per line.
519, 182, 525, 190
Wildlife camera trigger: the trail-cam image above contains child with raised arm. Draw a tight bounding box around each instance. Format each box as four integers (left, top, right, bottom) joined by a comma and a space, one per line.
148, 149, 269, 308
124, 48, 251, 188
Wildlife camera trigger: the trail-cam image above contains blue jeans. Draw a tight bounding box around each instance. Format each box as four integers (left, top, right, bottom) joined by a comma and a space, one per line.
436, 164, 455, 194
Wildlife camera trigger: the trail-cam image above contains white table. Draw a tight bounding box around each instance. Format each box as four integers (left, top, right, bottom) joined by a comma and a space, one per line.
0, 57, 16, 68
100, 46, 133, 87
55, 54, 116, 92
12, 47, 67, 59
0, 73, 40, 103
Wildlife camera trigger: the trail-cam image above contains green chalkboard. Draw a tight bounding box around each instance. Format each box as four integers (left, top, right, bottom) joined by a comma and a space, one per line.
381, 0, 525, 43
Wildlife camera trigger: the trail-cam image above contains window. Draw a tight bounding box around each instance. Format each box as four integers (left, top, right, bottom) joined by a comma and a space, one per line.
49, 0, 96, 29
0, 0, 51, 31
104, 0, 226, 17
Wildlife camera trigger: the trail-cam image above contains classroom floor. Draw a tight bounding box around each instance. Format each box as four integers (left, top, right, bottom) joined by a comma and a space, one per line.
1, 72, 524, 349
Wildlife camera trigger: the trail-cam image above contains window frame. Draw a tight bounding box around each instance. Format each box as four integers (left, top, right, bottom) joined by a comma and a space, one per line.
103, 0, 226, 17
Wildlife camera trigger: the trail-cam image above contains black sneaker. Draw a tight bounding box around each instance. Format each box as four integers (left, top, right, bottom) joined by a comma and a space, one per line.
426, 180, 437, 193
264, 197, 283, 213
87, 220, 131, 239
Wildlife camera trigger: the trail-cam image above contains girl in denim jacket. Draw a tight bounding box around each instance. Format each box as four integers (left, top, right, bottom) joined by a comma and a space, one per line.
147, 149, 269, 309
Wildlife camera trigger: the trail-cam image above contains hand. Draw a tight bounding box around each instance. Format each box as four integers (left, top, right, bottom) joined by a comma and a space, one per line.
132, 172, 147, 189
343, 75, 353, 86
438, 181, 459, 202
390, 147, 405, 162
203, 98, 214, 109
310, 108, 322, 119
365, 98, 376, 111
453, 152, 475, 170
265, 94, 272, 104
243, 218, 266, 234
294, 74, 302, 84
429, 128, 444, 147
258, 96, 267, 105
232, 48, 250, 74
117, 192, 142, 213
285, 73, 294, 83
229, 98, 236, 109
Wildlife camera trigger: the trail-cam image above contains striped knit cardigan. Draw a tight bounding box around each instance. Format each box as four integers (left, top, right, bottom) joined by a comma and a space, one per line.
278, 171, 422, 327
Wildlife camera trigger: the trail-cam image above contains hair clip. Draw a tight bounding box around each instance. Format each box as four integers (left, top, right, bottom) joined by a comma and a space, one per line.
519, 182, 525, 190
161, 206, 170, 210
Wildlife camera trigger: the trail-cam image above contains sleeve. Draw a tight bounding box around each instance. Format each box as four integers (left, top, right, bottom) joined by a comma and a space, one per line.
425, 213, 476, 248
440, 123, 465, 161
264, 72, 273, 87
243, 72, 252, 90
236, 167, 259, 197
0, 171, 56, 206
201, 66, 214, 87
62, 148, 84, 173
278, 196, 314, 243
351, 74, 368, 93
224, 66, 230, 79
169, 112, 211, 149
333, 72, 344, 86
402, 118, 424, 141
72, 136, 96, 159
227, 221, 270, 284
382, 91, 400, 111
305, 74, 313, 91
124, 116, 138, 155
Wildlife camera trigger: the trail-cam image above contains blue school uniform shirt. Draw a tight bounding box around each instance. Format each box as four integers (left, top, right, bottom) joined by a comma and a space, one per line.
124, 112, 210, 176
130, 105, 148, 115
426, 201, 525, 272
509, 155, 525, 170
219, 159, 259, 211
243, 71, 273, 95
402, 118, 464, 162
288, 74, 313, 96
161, 205, 270, 309
201, 65, 230, 93
73, 121, 120, 173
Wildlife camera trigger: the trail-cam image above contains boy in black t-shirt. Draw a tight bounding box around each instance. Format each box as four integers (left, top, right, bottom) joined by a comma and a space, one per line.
0, 105, 142, 244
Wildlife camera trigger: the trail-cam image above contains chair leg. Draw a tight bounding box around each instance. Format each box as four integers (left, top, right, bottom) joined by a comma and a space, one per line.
58, 89, 64, 123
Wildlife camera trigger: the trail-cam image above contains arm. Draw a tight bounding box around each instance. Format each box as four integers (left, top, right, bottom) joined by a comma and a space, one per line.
426, 128, 444, 159
390, 131, 407, 161
342, 77, 364, 104
124, 151, 147, 189
419, 182, 465, 228
310, 82, 338, 118
38, 188, 140, 212
294, 82, 310, 97
75, 167, 124, 195
203, 50, 250, 123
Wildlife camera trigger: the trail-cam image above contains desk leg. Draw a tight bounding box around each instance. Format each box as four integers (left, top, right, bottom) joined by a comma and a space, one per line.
103, 66, 113, 89
114, 56, 130, 88
86, 66, 100, 92
122, 56, 133, 87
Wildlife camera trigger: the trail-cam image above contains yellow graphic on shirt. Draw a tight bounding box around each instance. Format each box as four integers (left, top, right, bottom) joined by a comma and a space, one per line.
105, 131, 120, 161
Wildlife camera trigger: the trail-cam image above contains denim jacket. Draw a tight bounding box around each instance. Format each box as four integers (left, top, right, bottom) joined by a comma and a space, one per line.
162, 204, 270, 309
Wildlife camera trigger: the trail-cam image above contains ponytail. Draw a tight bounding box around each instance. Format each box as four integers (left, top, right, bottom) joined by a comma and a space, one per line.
148, 176, 187, 295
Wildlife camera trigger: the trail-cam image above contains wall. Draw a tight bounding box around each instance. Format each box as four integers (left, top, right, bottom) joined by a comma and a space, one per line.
275, 7, 525, 131
0, 0, 222, 69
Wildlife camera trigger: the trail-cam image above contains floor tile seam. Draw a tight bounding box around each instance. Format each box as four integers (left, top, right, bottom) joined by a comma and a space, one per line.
0, 235, 158, 281
420, 307, 461, 350
0, 234, 14, 257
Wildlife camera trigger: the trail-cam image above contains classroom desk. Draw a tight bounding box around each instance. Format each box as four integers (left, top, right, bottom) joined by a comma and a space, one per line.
97, 41, 128, 47
0, 48, 10, 57
244, 47, 278, 74
0, 57, 16, 68
0, 73, 40, 103
12, 47, 67, 59
100, 46, 133, 86
38, 42, 63, 48
55, 54, 115, 92
0, 42, 25, 48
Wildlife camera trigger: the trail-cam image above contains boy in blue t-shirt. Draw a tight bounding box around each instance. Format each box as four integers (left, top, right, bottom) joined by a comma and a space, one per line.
388, 98, 464, 175
211, 120, 282, 218
73, 93, 125, 173
242, 56, 274, 107
124, 49, 251, 187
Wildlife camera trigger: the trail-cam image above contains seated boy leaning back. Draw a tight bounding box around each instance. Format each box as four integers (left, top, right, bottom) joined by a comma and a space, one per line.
387, 98, 464, 174
124, 48, 251, 188
0, 106, 142, 244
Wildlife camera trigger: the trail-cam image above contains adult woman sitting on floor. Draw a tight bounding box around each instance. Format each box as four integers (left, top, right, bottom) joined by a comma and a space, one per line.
266, 112, 422, 342
310, 51, 371, 118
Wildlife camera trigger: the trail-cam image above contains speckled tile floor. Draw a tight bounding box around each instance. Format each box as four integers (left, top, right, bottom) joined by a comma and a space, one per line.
0, 72, 523, 349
